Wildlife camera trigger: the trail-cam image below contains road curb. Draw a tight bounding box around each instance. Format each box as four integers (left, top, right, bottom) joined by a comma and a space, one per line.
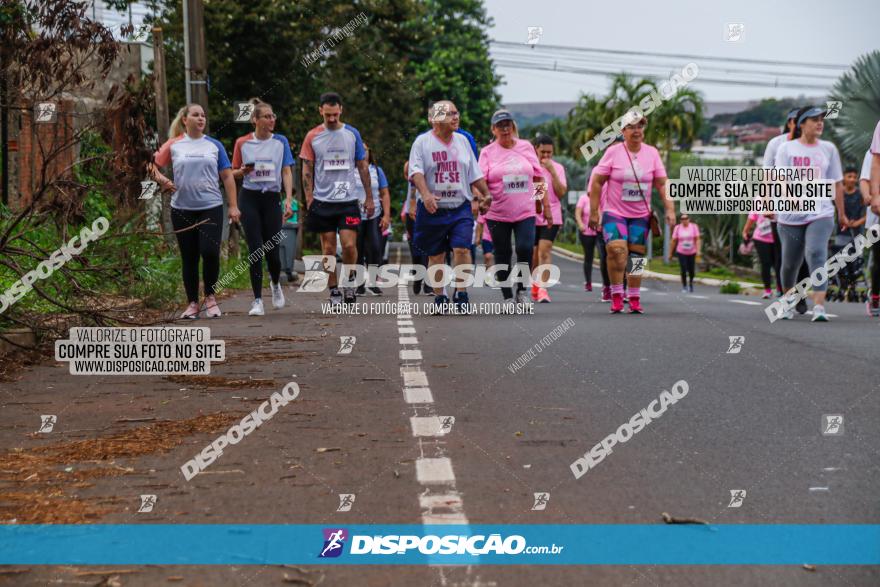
551, 245, 762, 290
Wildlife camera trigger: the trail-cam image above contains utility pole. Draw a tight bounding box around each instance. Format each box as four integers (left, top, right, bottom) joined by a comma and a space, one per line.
182, 0, 208, 120
152, 26, 175, 246
0, 41, 8, 207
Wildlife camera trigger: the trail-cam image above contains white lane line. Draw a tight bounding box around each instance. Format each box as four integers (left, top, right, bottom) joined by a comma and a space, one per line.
401, 368, 428, 387
403, 387, 434, 404
410, 416, 452, 437
416, 457, 456, 484
729, 299, 763, 306
687, 294, 709, 299
395, 279, 473, 585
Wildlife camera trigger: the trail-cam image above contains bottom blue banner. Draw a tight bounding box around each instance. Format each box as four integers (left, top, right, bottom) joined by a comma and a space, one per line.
1, 524, 878, 565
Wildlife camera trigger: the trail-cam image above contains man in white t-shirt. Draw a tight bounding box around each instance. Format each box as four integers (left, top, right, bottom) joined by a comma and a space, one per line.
408, 100, 492, 310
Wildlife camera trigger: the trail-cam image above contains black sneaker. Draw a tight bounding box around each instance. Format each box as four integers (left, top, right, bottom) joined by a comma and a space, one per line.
343, 287, 357, 305
453, 291, 470, 312
356, 284, 366, 296
329, 288, 343, 305
368, 286, 383, 296
434, 294, 450, 314
795, 298, 808, 315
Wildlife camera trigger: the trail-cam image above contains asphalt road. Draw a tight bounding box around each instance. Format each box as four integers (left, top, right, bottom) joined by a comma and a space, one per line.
0, 244, 877, 586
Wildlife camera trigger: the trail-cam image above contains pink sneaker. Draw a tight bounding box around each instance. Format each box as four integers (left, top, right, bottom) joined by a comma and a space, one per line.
536, 287, 551, 303
180, 302, 199, 320
584, 282, 593, 292
628, 296, 644, 314
610, 293, 624, 314
204, 295, 221, 318
530, 283, 540, 302
601, 286, 611, 303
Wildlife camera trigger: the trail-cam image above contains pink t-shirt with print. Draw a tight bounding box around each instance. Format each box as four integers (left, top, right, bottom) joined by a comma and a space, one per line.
479, 139, 544, 223
672, 222, 700, 255
594, 142, 666, 219
748, 213, 774, 243
536, 159, 566, 227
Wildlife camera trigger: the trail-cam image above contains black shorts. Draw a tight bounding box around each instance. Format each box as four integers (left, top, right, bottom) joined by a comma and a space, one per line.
535, 225, 560, 244
305, 200, 362, 233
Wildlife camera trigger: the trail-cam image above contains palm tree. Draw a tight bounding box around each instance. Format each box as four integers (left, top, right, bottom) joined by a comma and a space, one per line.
828, 50, 880, 162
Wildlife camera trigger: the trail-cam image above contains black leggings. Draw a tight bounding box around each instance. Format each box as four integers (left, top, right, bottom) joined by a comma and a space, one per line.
406, 216, 428, 294
871, 240, 880, 296
357, 216, 382, 267
579, 233, 599, 286
487, 217, 535, 299
171, 205, 223, 303
678, 252, 696, 287
753, 240, 779, 290
239, 188, 282, 299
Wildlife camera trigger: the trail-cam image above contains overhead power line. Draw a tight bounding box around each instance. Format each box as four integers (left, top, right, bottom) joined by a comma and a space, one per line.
490, 40, 850, 70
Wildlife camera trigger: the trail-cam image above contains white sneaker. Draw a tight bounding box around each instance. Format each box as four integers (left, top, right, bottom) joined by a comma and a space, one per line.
271, 282, 285, 309
248, 298, 265, 316
811, 305, 829, 322
781, 309, 794, 320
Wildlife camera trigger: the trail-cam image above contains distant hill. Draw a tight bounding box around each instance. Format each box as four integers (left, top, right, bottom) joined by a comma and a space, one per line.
506, 97, 824, 126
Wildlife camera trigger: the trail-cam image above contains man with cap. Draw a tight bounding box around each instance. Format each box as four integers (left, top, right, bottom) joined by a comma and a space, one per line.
408, 100, 492, 311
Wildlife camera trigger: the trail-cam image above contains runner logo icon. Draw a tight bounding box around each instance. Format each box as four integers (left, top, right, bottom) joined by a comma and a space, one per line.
822, 414, 844, 435
337, 493, 356, 512
319, 528, 348, 558
728, 489, 746, 508
727, 336, 744, 354
531, 492, 550, 511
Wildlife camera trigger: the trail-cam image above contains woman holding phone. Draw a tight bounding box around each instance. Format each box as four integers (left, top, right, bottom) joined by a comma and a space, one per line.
232, 99, 295, 316
152, 103, 238, 319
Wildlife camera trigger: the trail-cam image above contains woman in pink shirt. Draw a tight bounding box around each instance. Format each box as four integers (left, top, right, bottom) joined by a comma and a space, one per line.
588, 114, 675, 313
479, 110, 550, 304
742, 212, 780, 298
530, 135, 567, 303
670, 214, 701, 293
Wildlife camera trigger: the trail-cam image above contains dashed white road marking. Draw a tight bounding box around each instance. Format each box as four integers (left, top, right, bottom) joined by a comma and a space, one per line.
395, 278, 474, 583
416, 457, 456, 484
729, 299, 763, 306
687, 294, 709, 299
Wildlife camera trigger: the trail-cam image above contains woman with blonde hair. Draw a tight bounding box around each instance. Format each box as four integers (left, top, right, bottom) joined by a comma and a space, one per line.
231, 98, 295, 316
151, 103, 239, 319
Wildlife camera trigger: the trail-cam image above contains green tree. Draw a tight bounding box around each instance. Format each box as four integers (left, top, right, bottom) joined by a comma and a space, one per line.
829, 50, 880, 163
409, 0, 502, 145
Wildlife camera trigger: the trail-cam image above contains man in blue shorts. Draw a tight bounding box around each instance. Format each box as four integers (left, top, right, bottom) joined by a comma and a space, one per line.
408, 100, 491, 310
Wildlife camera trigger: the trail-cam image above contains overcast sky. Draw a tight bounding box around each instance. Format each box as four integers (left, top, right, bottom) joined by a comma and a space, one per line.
484, 0, 877, 105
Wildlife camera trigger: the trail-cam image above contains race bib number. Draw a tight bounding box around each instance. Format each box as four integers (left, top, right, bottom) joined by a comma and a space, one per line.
324, 155, 350, 171
253, 160, 275, 183
330, 181, 350, 200
680, 240, 693, 251
757, 218, 772, 236
502, 174, 529, 194
433, 182, 459, 199
621, 182, 643, 202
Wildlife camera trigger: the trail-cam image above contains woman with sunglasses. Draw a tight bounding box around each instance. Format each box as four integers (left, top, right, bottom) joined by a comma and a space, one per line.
479, 110, 550, 305
773, 106, 847, 322
152, 103, 238, 319
588, 113, 674, 314
232, 99, 295, 316
670, 214, 700, 293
